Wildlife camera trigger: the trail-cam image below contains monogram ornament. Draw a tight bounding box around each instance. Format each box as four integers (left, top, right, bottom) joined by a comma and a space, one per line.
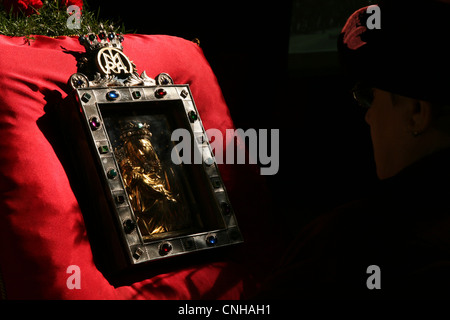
69, 24, 173, 89
97, 47, 133, 75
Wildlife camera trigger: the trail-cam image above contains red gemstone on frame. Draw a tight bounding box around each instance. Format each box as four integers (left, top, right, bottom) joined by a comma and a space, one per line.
155, 88, 167, 98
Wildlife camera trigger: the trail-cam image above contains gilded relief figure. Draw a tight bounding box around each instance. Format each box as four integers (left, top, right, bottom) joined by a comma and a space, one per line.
115, 121, 190, 240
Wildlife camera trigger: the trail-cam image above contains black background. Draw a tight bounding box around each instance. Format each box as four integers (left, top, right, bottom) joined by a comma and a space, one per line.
87, 0, 378, 237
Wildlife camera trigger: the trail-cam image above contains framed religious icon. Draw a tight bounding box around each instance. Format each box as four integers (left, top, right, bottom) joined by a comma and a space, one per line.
58, 26, 243, 277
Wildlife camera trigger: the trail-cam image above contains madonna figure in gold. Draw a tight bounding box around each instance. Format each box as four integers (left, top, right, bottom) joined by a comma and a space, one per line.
115, 121, 190, 240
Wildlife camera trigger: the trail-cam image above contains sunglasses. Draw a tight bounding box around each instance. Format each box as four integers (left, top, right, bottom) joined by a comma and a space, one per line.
352, 82, 374, 109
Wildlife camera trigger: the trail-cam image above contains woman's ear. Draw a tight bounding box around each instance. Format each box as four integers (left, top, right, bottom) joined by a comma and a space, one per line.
410, 100, 433, 136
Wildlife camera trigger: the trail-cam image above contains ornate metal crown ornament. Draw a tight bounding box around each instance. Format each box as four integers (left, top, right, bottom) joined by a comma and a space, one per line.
69, 24, 173, 88
118, 121, 152, 141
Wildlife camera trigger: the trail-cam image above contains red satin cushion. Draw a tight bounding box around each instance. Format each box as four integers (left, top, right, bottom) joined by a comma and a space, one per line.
0, 34, 272, 299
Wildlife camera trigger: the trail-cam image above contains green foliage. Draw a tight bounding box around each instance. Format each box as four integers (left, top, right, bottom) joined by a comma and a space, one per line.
0, 0, 126, 37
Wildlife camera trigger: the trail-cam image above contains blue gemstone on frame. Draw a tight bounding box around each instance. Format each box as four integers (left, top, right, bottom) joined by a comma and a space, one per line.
106, 90, 119, 100
206, 235, 217, 245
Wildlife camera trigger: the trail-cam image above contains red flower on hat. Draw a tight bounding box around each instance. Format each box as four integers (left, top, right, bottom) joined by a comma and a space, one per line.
342, 7, 369, 50
2, 0, 43, 16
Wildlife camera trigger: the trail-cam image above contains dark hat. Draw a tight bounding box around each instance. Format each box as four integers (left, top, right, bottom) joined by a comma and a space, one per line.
338, 0, 450, 104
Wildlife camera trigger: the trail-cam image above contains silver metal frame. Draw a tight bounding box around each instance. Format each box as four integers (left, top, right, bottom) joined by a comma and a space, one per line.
75, 84, 243, 265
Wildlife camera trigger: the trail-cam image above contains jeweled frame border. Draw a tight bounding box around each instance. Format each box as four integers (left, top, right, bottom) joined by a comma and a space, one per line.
75, 85, 243, 265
